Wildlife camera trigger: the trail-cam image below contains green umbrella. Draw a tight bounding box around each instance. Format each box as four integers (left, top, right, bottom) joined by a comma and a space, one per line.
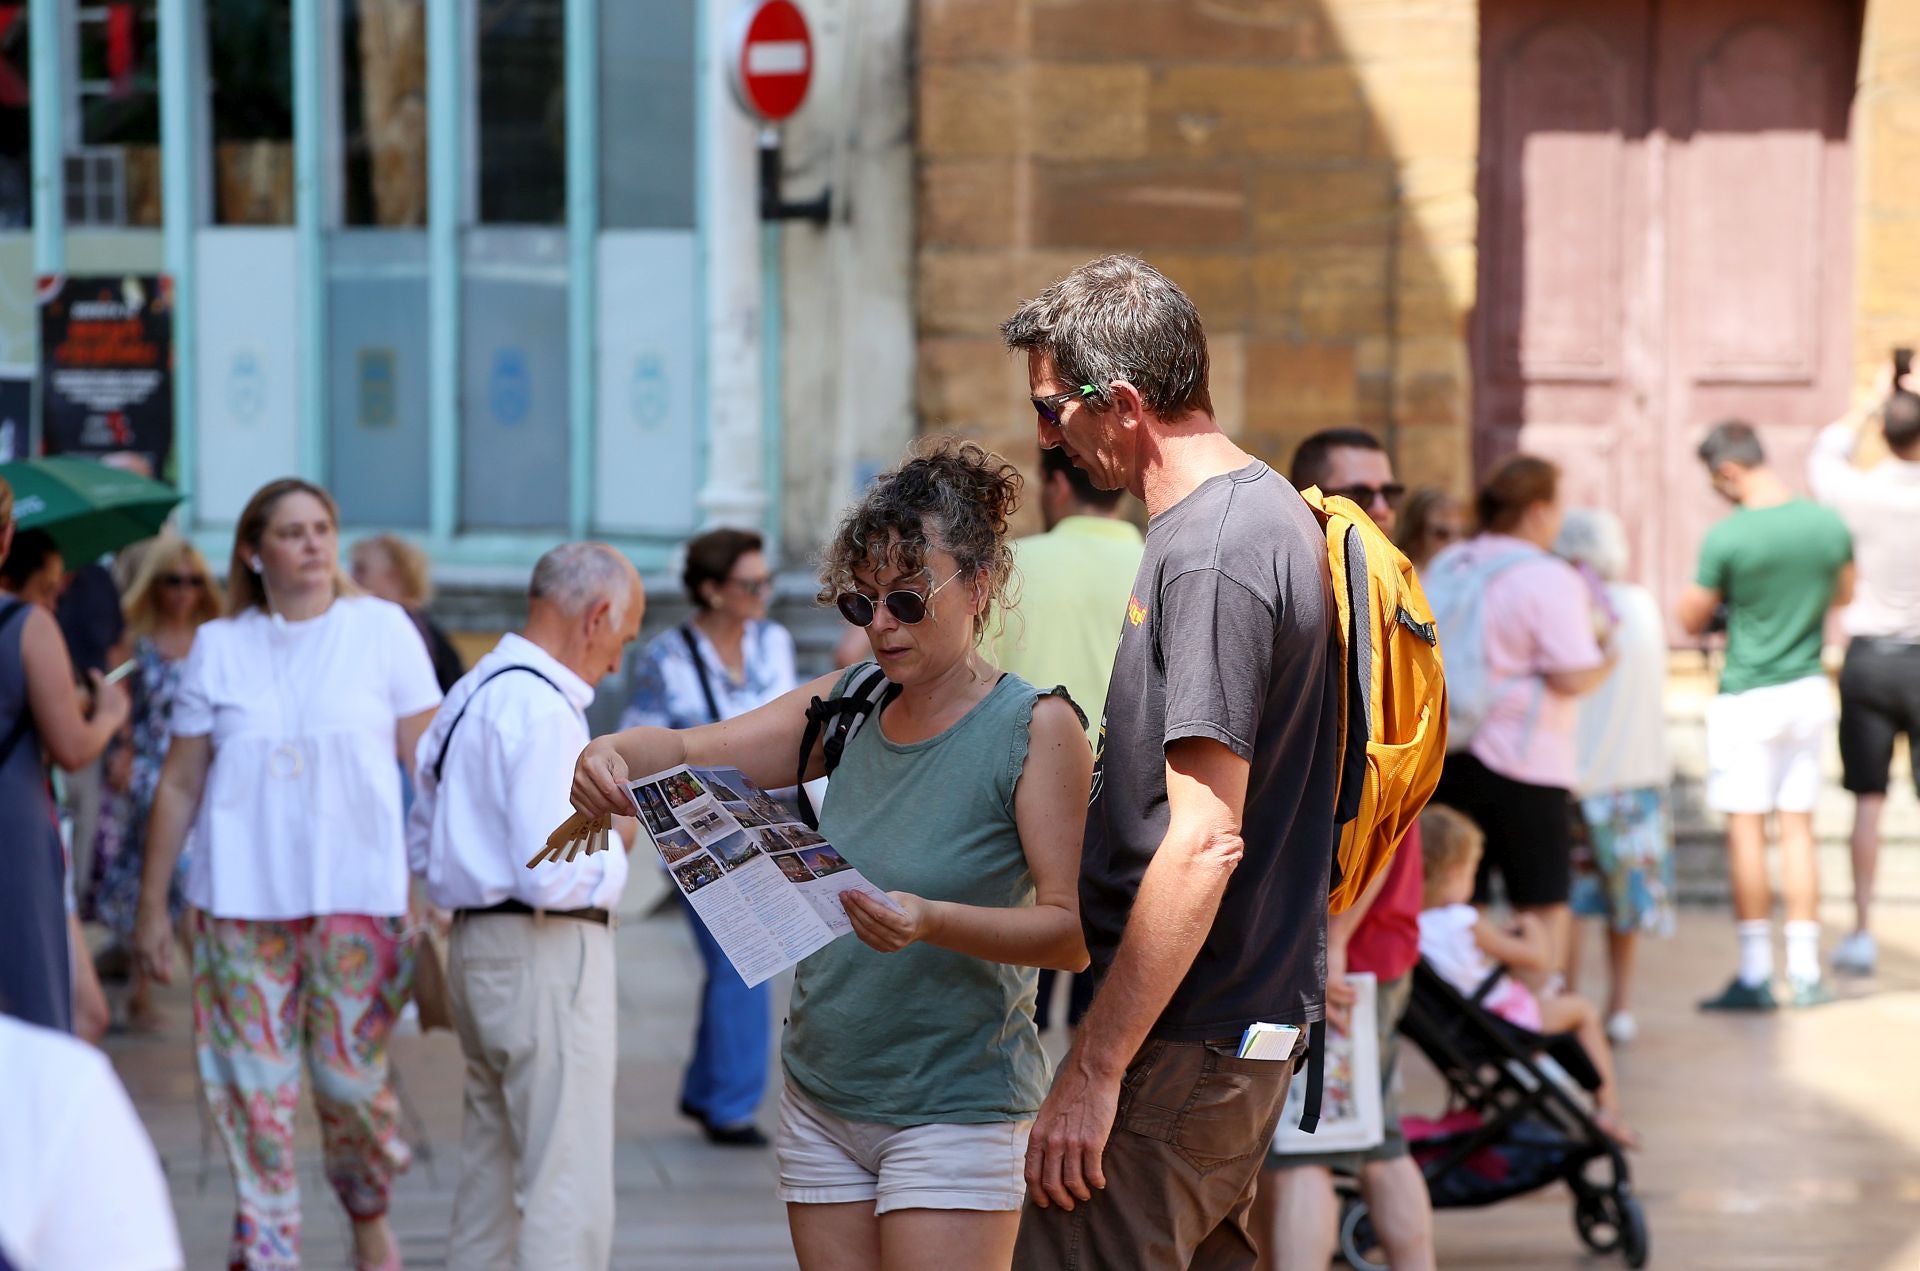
0, 456, 184, 563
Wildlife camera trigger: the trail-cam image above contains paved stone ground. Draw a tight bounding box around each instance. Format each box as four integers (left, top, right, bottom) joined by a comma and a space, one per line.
110, 892, 1920, 1270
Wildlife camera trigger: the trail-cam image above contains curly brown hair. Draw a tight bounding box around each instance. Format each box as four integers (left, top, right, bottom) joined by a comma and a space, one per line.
818, 438, 1023, 639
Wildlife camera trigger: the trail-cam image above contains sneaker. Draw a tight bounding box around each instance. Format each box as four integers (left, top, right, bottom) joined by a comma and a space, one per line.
703, 1121, 770, 1148
1833, 930, 1877, 977
1605, 1011, 1638, 1046
1698, 978, 1777, 1012
1786, 978, 1836, 1009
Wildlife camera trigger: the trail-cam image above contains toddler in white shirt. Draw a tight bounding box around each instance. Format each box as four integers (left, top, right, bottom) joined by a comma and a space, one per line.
1418, 805, 1638, 1147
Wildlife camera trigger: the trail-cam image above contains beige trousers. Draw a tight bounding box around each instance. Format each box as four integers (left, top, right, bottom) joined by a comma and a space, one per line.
448, 912, 617, 1271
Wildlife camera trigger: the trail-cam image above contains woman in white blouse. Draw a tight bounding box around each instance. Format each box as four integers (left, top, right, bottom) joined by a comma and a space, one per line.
134, 479, 442, 1271
623, 527, 797, 1146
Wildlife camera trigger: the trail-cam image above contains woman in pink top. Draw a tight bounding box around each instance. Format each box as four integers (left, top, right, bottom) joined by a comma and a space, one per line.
1428, 457, 1614, 974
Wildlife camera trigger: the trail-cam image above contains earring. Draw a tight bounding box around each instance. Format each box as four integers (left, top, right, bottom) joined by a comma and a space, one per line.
250, 556, 264, 573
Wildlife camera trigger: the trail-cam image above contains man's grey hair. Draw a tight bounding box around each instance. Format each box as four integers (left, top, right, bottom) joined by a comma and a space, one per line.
1697, 419, 1765, 471
530, 542, 635, 623
1001, 254, 1213, 418
1556, 508, 1630, 583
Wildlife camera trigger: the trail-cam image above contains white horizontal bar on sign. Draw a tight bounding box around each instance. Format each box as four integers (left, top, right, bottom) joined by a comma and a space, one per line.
746, 40, 808, 76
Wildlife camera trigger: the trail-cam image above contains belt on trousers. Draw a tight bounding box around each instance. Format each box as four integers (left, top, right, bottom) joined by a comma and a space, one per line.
1851, 636, 1920, 654
455, 898, 613, 926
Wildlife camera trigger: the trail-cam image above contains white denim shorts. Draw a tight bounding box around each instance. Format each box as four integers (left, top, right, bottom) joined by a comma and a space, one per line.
1705, 675, 1835, 814
774, 1083, 1032, 1214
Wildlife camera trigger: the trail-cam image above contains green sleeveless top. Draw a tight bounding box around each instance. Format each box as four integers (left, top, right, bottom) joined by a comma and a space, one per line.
781, 666, 1074, 1125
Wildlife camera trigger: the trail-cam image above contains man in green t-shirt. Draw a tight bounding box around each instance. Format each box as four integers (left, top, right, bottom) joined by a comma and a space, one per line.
1679, 420, 1853, 1012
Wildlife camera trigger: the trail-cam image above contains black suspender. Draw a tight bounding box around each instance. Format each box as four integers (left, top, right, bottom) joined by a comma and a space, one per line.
430, 664, 567, 784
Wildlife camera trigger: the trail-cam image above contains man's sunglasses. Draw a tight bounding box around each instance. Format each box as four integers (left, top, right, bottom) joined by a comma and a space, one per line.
1031, 384, 1098, 425
836, 568, 963, 627
1326, 482, 1406, 510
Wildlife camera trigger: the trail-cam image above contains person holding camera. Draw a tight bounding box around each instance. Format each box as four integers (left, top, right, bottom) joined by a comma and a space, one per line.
1807, 356, 1920, 978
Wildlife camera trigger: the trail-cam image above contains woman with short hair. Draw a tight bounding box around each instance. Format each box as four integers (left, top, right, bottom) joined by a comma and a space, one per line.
135, 478, 442, 1271
621, 525, 799, 1146
573, 440, 1092, 1271
1556, 508, 1674, 1044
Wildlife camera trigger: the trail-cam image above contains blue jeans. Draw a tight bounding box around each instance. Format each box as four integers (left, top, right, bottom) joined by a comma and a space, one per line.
679, 894, 771, 1129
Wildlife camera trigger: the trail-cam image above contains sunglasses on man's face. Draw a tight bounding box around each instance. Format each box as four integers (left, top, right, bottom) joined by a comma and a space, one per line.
1031, 384, 1099, 425
836, 568, 963, 627
1326, 482, 1406, 510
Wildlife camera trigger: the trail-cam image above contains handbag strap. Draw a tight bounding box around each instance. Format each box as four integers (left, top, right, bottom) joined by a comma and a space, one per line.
792, 664, 898, 830
678, 624, 724, 724
0, 600, 36, 770
430, 664, 567, 785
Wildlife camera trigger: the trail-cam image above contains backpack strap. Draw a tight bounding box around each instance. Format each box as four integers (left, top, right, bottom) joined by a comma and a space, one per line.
792, 664, 898, 830
431, 664, 568, 785
0, 600, 37, 771
1298, 1018, 1327, 1135
677, 624, 725, 724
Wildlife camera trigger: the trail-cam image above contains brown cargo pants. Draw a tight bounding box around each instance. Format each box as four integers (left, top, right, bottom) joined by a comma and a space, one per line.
1013, 1035, 1299, 1270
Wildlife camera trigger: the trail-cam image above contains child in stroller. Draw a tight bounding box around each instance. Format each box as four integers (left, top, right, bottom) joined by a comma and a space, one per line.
1417, 805, 1638, 1147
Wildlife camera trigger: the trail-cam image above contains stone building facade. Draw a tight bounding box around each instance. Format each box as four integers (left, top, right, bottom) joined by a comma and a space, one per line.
915, 0, 1920, 554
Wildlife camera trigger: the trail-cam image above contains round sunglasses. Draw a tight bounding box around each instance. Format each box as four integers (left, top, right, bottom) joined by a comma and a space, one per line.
836, 568, 963, 627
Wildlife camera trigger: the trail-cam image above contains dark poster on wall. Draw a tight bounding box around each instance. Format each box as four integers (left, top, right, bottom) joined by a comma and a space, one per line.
38, 274, 174, 477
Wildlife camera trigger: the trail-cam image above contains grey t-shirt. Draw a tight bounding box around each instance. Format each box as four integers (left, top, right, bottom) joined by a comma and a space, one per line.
1082, 461, 1339, 1039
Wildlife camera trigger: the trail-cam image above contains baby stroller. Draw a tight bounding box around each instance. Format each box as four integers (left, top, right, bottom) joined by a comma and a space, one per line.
1335, 960, 1648, 1269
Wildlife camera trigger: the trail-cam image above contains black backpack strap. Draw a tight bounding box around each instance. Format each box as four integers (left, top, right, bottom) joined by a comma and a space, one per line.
793, 665, 898, 830
678, 624, 724, 724
0, 600, 37, 770
1298, 1018, 1327, 1134
431, 664, 567, 785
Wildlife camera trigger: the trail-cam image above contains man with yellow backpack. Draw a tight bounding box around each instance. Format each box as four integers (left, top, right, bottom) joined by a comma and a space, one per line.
1255, 429, 1444, 1271
1003, 256, 1445, 1270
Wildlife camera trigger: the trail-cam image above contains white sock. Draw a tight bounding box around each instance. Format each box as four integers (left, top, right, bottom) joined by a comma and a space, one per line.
1785, 921, 1822, 986
1737, 920, 1774, 988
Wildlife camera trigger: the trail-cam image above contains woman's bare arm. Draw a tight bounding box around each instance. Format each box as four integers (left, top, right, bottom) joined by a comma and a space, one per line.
396, 706, 437, 782
134, 734, 213, 983
20, 607, 127, 769
573, 669, 844, 817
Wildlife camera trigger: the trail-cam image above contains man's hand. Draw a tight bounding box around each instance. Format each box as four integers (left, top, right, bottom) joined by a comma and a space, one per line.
1325, 937, 1357, 1035
1024, 1055, 1121, 1211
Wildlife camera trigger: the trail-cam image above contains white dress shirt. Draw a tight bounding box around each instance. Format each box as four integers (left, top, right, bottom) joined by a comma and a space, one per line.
1808, 419, 1920, 640
171, 596, 443, 920
409, 632, 628, 911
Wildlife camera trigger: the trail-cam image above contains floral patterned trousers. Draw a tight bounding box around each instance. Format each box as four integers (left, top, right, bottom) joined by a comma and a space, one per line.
192, 912, 414, 1271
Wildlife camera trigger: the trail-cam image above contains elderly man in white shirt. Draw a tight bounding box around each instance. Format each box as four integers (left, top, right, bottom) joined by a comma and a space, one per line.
1808, 377, 1920, 977
408, 542, 645, 1270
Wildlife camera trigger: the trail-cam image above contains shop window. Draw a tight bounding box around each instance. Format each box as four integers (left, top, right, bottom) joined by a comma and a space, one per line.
206, 0, 292, 225
339, 0, 425, 227
475, 0, 563, 225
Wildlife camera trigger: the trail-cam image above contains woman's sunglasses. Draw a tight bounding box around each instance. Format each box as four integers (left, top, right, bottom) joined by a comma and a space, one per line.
159, 574, 206, 590
836, 568, 963, 627
1031, 384, 1098, 425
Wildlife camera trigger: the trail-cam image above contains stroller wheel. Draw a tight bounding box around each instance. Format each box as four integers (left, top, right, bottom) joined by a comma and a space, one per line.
1338, 1197, 1390, 1271
1574, 1185, 1650, 1266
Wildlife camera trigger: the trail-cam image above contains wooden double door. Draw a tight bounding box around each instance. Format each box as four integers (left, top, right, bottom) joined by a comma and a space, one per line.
1474, 0, 1863, 632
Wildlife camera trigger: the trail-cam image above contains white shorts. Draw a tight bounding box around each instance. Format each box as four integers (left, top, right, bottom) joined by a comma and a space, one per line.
774, 1083, 1031, 1214
1705, 675, 1835, 814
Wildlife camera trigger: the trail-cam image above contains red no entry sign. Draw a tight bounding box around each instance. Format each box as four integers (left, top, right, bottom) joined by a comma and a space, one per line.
730, 0, 814, 123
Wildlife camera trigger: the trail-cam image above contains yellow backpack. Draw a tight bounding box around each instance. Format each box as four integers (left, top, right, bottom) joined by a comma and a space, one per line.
1299, 487, 1449, 914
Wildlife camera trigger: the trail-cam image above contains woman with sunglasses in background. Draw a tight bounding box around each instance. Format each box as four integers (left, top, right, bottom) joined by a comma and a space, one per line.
621, 526, 799, 1147
574, 439, 1092, 1271
88, 532, 222, 1031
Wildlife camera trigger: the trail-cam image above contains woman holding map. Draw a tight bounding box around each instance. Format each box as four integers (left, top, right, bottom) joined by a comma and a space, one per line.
571, 438, 1092, 1271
